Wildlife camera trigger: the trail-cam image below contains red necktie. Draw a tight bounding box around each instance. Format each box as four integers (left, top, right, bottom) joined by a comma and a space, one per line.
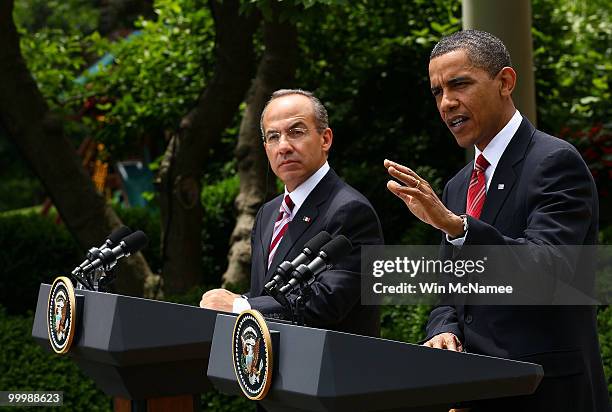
268, 195, 294, 268
466, 154, 490, 219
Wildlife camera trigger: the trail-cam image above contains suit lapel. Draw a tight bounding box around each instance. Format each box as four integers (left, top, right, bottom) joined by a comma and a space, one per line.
479, 118, 535, 224
263, 169, 337, 283
455, 166, 472, 214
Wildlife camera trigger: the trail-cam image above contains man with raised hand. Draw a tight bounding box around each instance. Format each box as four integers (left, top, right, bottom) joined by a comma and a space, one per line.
385, 30, 608, 411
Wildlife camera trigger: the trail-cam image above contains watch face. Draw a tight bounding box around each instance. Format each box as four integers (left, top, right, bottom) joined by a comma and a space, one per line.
232, 310, 273, 400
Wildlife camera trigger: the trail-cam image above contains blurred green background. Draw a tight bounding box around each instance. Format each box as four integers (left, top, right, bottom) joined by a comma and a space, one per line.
0, 0, 610, 409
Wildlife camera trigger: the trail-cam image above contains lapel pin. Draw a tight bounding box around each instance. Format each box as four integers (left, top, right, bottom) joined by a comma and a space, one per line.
302, 216, 311, 223
497, 184, 505, 190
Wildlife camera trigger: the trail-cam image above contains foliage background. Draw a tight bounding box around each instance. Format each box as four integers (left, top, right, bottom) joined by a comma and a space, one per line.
1, 0, 610, 409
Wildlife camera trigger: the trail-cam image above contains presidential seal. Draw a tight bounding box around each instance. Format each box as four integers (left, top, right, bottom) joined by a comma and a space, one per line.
232, 310, 273, 400
47, 276, 77, 354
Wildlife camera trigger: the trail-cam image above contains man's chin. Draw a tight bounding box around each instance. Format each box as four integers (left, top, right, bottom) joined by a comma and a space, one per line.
452, 134, 474, 149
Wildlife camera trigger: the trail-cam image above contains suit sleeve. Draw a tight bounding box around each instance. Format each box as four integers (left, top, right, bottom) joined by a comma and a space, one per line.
243, 207, 264, 300
424, 181, 464, 343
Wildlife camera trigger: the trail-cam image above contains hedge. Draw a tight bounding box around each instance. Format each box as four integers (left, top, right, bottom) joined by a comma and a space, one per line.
0, 208, 161, 315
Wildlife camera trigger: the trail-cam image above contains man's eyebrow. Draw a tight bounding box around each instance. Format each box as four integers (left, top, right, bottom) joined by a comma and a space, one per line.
288, 120, 307, 128
448, 76, 471, 86
264, 120, 307, 134
431, 76, 473, 94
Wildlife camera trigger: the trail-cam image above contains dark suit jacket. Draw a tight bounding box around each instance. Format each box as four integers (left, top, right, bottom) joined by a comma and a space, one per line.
425, 118, 610, 411
245, 168, 384, 337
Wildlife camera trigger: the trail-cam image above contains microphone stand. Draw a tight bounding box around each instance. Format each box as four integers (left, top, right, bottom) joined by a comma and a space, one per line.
291, 279, 315, 326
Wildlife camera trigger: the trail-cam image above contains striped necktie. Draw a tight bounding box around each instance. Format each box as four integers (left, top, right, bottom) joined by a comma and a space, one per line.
466, 154, 490, 219
268, 195, 294, 268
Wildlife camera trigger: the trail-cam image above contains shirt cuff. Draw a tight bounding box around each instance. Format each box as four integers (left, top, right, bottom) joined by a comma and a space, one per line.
446, 230, 467, 246
232, 296, 251, 314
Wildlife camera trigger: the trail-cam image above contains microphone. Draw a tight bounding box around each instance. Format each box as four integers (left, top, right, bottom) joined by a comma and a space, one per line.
264, 231, 332, 294
279, 235, 353, 295
102, 226, 133, 249
77, 231, 148, 276
75, 226, 132, 273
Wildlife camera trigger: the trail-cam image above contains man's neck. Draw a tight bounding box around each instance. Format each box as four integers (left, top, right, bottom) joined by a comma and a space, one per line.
284, 161, 330, 216
476, 104, 517, 152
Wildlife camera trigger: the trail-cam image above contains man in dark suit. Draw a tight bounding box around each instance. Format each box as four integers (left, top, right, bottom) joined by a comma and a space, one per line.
201, 89, 383, 337
385, 30, 609, 411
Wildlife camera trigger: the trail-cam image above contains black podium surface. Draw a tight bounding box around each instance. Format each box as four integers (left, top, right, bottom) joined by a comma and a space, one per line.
208, 314, 544, 412
32, 284, 217, 400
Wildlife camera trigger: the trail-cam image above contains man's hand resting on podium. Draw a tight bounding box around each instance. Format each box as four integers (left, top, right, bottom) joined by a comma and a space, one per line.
199, 288, 239, 312
423, 333, 463, 352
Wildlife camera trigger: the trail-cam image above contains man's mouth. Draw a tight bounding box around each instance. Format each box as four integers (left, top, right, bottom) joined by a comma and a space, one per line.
448, 115, 469, 129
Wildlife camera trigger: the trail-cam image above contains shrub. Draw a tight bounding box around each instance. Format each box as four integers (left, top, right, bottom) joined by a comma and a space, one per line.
0, 213, 81, 315
598, 306, 612, 395
0, 307, 112, 411
381, 304, 431, 343
0, 208, 162, 315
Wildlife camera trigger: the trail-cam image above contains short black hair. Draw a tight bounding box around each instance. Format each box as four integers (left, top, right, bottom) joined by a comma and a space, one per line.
430, 30, 512, 78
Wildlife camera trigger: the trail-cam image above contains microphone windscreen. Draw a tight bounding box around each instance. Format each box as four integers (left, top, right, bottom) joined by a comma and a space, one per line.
108, 226, 132, 245
303, 231, 332, 253
320, 235, 353, 261
122, 230, 149, 253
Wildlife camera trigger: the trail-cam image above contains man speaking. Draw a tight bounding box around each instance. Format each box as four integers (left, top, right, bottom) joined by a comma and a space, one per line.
385, 30, 608, 411
201, 89, 383, 337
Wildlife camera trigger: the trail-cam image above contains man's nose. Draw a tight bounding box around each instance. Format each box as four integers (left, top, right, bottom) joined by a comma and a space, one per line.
276, 135, 293, 152
440, 91, 459, 113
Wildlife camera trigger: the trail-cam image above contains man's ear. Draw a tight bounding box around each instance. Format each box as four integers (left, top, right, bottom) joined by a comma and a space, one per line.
322, 128, 333, 153
498, 66, 517, 97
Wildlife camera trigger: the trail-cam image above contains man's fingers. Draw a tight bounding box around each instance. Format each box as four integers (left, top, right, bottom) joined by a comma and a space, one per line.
385, 160, 422, 180
423, 333, 463, 352
428, 336, 442, 349
384, 159, 415, 175
388, 167, 416, 186
387, 181, 424, 199
446, 336, 458, 351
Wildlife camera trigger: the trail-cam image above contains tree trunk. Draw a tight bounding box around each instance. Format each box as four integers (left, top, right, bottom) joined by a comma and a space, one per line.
0, 0, 158, 298
158, 0, 260, 295
221, 16, 298, 288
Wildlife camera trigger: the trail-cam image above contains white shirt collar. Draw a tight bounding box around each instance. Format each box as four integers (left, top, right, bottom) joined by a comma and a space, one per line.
475, 109, 523, 190
284, 161, 330, 216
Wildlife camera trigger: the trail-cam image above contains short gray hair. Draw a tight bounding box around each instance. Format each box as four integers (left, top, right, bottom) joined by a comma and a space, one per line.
260, 89, 329, 139
430, 30, 512, 78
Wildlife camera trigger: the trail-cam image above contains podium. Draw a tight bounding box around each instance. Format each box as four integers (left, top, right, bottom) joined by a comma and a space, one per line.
32, 284, 218, 412
33, 284, 544, 412
208, 313, 544, 412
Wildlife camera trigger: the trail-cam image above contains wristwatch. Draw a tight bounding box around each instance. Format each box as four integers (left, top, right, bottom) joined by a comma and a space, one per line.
450, 214, 468, 240
460, 214, 468, 234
